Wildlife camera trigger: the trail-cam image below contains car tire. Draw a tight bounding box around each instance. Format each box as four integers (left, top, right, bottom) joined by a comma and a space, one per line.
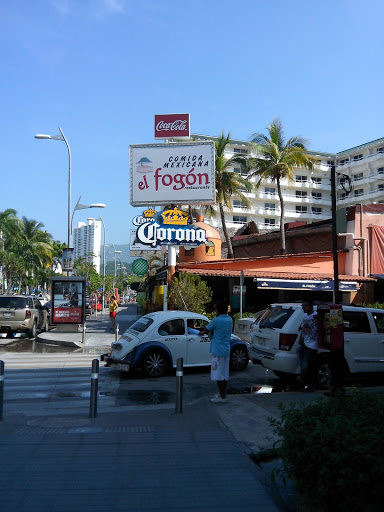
230, 346, 249, 371
28, 322, 37, 339
315, 354, 331, 389
142, 350, 168, 378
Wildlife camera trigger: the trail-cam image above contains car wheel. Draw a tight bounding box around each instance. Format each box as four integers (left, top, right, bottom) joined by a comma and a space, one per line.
230, 346, 249, 371
142, 350, 168, 378
28, 322, 37, 339
315, 354, 331, 389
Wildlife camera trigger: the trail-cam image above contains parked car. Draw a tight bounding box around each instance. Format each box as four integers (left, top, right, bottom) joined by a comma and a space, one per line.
102, 311, 249, 377
0, 295, 50, 338
233, 310, 266, 342
248, 303, 384, 387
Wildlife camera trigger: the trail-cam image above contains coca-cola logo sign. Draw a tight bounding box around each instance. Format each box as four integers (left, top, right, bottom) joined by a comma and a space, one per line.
154, 113, 190, 139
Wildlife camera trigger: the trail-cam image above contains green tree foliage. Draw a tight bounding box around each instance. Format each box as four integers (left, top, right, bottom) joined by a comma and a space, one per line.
246, 118, 314, 254
206, 131, 254, 258
168, 273, 212, 314
270, 391, 384, 511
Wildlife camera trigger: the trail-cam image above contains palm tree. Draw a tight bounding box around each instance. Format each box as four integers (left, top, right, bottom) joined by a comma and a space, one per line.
14, 217, 53, 292
207, 131, 254, 258
247, 118, 314, 254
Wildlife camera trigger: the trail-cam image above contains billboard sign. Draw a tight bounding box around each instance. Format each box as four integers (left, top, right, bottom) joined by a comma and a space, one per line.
129, 142, 215, 206
154, 113, 190, 139
134, 207, 207, 248
51, 276, 86, 324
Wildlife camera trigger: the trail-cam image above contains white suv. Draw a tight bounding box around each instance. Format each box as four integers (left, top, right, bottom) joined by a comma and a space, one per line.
248, 303, 384, 387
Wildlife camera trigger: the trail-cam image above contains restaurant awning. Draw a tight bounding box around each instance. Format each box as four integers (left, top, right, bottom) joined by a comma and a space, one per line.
254, 278, 358, 291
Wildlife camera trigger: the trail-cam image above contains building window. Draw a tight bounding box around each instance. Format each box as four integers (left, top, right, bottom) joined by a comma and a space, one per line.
312, 207, 322, 215
312, 192, 322, 200
232, 215, 247, 224
338, 192, 346, 200
312, 177, 322, 184
264, 218, 276, 227
378, 167, 384, 174
265, 186, 276, 195
205, 241, 215, 256
295, 175, 307, 183
232, 199, 242, 207
377, 147, 384, 153
184, 248, 194, 257
378, 184, 384, 192
339, 158, 349, 165
353, 173, 363, 181
354, 189, 364, 197
264, 202, 276, 211
296, 191, 308, 198
233, 167, 248, 177
296, 206, 308, 213
233, 148, 247, 154
353, 154, 363, 161
327, 160, 335, 166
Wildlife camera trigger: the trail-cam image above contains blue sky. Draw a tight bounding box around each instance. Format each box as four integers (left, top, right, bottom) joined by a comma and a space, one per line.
1, 0, 383, 245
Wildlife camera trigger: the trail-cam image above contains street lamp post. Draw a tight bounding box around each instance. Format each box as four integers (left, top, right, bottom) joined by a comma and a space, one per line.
99, 216, 106, 312
35, 128, 71, 247
70, 196, 106, 237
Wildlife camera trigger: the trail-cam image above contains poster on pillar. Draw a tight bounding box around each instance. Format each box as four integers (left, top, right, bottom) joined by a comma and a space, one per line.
129, 142, 215, 206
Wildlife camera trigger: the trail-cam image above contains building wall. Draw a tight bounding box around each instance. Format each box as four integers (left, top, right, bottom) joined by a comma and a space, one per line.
189, 134, 384, 235
73, 219, 102, 273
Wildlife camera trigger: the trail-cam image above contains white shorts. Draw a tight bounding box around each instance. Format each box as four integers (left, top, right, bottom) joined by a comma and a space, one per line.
211, 355, 230, 381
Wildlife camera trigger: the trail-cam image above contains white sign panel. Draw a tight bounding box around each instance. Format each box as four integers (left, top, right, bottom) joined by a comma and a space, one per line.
129, 142, 215, 207
130, 229, 160, 252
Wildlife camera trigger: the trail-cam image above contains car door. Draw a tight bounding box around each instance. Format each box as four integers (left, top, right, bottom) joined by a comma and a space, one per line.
343, 311, 379, 373
370, 311, 384, 373
33, 298, 45, 328
156, 318, 188, 365
185, 318, 210, 365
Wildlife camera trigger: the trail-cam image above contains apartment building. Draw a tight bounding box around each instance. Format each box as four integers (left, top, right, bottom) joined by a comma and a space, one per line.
73, 218, 102, 273
190, 134, 384, 233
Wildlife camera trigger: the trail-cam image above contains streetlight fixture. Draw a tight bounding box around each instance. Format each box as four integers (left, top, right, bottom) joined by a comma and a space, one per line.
71, 196, 106, 236
35, 128, 71, 247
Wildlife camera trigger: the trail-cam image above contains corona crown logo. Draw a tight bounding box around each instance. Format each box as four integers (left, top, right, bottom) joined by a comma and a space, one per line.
143, 208, 156, 218
161, 207, 189, 225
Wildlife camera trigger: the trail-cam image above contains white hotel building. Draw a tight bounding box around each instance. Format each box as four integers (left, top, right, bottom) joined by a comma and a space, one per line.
190, 134, 384, 233
72, 218, 102, 273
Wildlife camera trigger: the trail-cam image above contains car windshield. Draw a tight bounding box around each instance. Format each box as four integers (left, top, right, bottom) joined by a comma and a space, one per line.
259, 306, 295, 329
129, 316, 154, 333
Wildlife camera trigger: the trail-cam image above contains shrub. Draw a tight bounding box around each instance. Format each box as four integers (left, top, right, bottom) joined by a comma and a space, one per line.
232, 311, 256, 321
168, 273, 212, 314
357, 302, 384, 310
270, 391, 384, 512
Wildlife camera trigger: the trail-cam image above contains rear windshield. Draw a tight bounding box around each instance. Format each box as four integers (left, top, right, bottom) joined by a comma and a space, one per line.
259, 306, 295, 329
128, 316, 154, 333
0, 297, 28, 309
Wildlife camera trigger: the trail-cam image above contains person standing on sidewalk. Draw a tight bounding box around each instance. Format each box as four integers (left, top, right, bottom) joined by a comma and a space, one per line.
199, 300, 233, 403
109, 295, 118, 330
298, 299, 318, 392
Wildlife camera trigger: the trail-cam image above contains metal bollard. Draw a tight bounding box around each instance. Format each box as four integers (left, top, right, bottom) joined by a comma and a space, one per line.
0, 360, 4, 421
82, 322, 87, 344
115, 323, 119, 341
175, 357, 183, 414
89, 359, 99, 418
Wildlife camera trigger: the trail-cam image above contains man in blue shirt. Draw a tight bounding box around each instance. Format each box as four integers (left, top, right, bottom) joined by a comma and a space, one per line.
200, 301, 233, 403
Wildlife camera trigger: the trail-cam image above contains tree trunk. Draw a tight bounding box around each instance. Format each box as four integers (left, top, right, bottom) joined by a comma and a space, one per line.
219, 202, 233, 258
277, 178, 286, 255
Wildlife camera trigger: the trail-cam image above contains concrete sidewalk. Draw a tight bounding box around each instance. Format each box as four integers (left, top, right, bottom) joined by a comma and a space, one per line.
0, 390, 298, 512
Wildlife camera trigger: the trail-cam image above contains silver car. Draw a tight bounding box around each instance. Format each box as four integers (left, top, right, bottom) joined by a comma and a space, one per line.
0, 295, 49, 338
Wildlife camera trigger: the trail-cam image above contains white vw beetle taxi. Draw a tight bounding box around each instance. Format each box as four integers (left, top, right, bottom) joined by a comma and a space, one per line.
102, 310, 249, 377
